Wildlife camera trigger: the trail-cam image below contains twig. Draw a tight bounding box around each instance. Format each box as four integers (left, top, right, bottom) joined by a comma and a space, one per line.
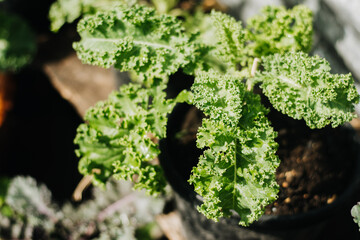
72, 169, 101, 201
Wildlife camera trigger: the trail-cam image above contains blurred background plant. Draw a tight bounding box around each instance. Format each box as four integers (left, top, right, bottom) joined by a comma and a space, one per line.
0, 176, 165, 239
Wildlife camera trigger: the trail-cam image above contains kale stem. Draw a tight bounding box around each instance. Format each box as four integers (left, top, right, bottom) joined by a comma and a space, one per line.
247, 57, 261, 91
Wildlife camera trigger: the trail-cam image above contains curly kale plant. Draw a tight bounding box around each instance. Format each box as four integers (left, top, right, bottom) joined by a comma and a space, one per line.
73, 4, 359, 226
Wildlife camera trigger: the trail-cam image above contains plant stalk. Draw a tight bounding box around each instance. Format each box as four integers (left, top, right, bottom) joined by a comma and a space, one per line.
247, 57, 260, 91
72, 169, 101, 201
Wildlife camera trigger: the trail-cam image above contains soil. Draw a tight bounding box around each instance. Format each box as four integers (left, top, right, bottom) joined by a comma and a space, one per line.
265, 106, 356, 215
167, 102, 357, 217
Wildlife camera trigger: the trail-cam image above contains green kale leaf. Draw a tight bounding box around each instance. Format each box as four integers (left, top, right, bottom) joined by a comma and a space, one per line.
190, 71, 279, 226
75, 83, 176, 195
49, 0, 134, 32
246, 5, 313, 57
210, 11, 247, 69
255, 52, 359, 128
191, 70, 244, 127
73, 4, 205, 86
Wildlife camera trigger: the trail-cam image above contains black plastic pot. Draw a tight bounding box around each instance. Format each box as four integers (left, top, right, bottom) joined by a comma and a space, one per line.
159, 103, 360, 240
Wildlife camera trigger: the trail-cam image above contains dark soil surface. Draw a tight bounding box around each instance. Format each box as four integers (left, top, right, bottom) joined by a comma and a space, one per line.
265, 107, 356, 215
